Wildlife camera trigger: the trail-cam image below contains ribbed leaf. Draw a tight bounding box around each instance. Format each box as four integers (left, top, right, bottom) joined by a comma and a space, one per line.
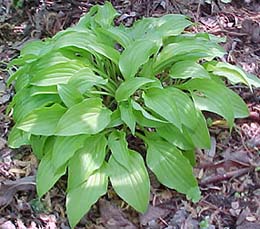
30, 61, 85, 86
37, 139, 67, 197
170, 60, 210, 79
116, 77, 156, 102
52, 135, 88, 170
68, 134, 107, 190
8, 126, 30, 148
108, 150, 150, 213
54, 31, 120, 63
17, 104, 66, 136
55, 98, 111, 136
119, 40, 159, 79
119, 101, 136, 134
180, 79, 249, 126
66, 167, 108, 228
143, 88, 181, 130
57, 84, 83, 108
146, 139, 201, 202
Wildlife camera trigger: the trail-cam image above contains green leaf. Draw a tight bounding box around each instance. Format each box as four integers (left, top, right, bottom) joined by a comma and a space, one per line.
30, 61, 86, 86
170, 60, 210, 79
156, 124, 194, 150
119, 40, 159, 79
8, 126, 30, 148
108, 150, 150, 213
115, 77, 156, 102
143, 88, 182, 130
54, 31, 120, 64
30, 135, 48, 159
94, 2, 119, 27
154, 40, 225, 73
146, 139, 201, 202
66, 166, 108, 228
99, 26, 132, 48
36, 139, 67, 197
12, 88, 61, 122
52, 135, 88, 170
31, 86, 58, 96
57, 84, 83, 108
17, 104, 66, 136
107, 109, 123, 128
108, 131, 129, 166
180, 79, 249, 126
212, 62, 251, 88
119, 101, 136, 135
68, 134, 107, 190
55, 98, 111, 136
131, 100, 167, 124
130, 14, 192, 40
167, 87, 199, 130
186, 110, 211, 149
68, 68, 107, 94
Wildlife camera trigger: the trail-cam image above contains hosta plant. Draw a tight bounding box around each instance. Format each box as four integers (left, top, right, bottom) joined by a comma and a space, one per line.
7, 2, 260, 228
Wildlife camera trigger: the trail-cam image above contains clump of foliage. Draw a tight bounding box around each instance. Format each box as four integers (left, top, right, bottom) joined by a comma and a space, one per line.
7, 2, 259, 228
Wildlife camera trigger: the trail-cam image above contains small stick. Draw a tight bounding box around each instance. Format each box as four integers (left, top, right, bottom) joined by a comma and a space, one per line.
200, 168, 250, 186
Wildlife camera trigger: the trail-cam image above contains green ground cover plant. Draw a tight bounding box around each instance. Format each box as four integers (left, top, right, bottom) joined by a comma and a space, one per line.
7, 2, 260, 228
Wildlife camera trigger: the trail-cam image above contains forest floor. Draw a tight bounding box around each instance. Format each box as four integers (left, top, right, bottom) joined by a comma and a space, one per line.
0, 0, 260, 228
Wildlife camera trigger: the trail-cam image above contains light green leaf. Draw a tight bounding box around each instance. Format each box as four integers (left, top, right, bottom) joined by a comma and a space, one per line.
30, 61, 85, 86
108, 131, 129, 166
146, 139, 201, 202
154, 40, 225, 73
17, 104, 66, 136
108, 150, 150, 213
37, 140, 67, 197
247, 73, 260, 88
52, 135, 88, 170
131, 100, 167, 124
119, 40, 159, 79
55, 98, 111, 136
54, 31, 120, 63
130, 14, 192, 40
115, 77, 156, 102
68, 134, 107, 190
99, 26, 132, 48
57, 84, 83, 108
31, 86, 58, 96
8, 126, 30, 148
68, 68, 107, 94
170, 60, 210, 79
66, 166, 108, 228
94, 1, 119, 27
119, 101, 136, 135
12, 88, 60, 122
212, 62, 251, 88
143, 88, 182, 130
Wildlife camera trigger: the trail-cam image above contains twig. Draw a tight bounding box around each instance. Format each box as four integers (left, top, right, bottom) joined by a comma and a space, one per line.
200, 168, 250, 186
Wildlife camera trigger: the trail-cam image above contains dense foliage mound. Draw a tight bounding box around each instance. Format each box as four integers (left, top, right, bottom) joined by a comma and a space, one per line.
7, 2, 259, 227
